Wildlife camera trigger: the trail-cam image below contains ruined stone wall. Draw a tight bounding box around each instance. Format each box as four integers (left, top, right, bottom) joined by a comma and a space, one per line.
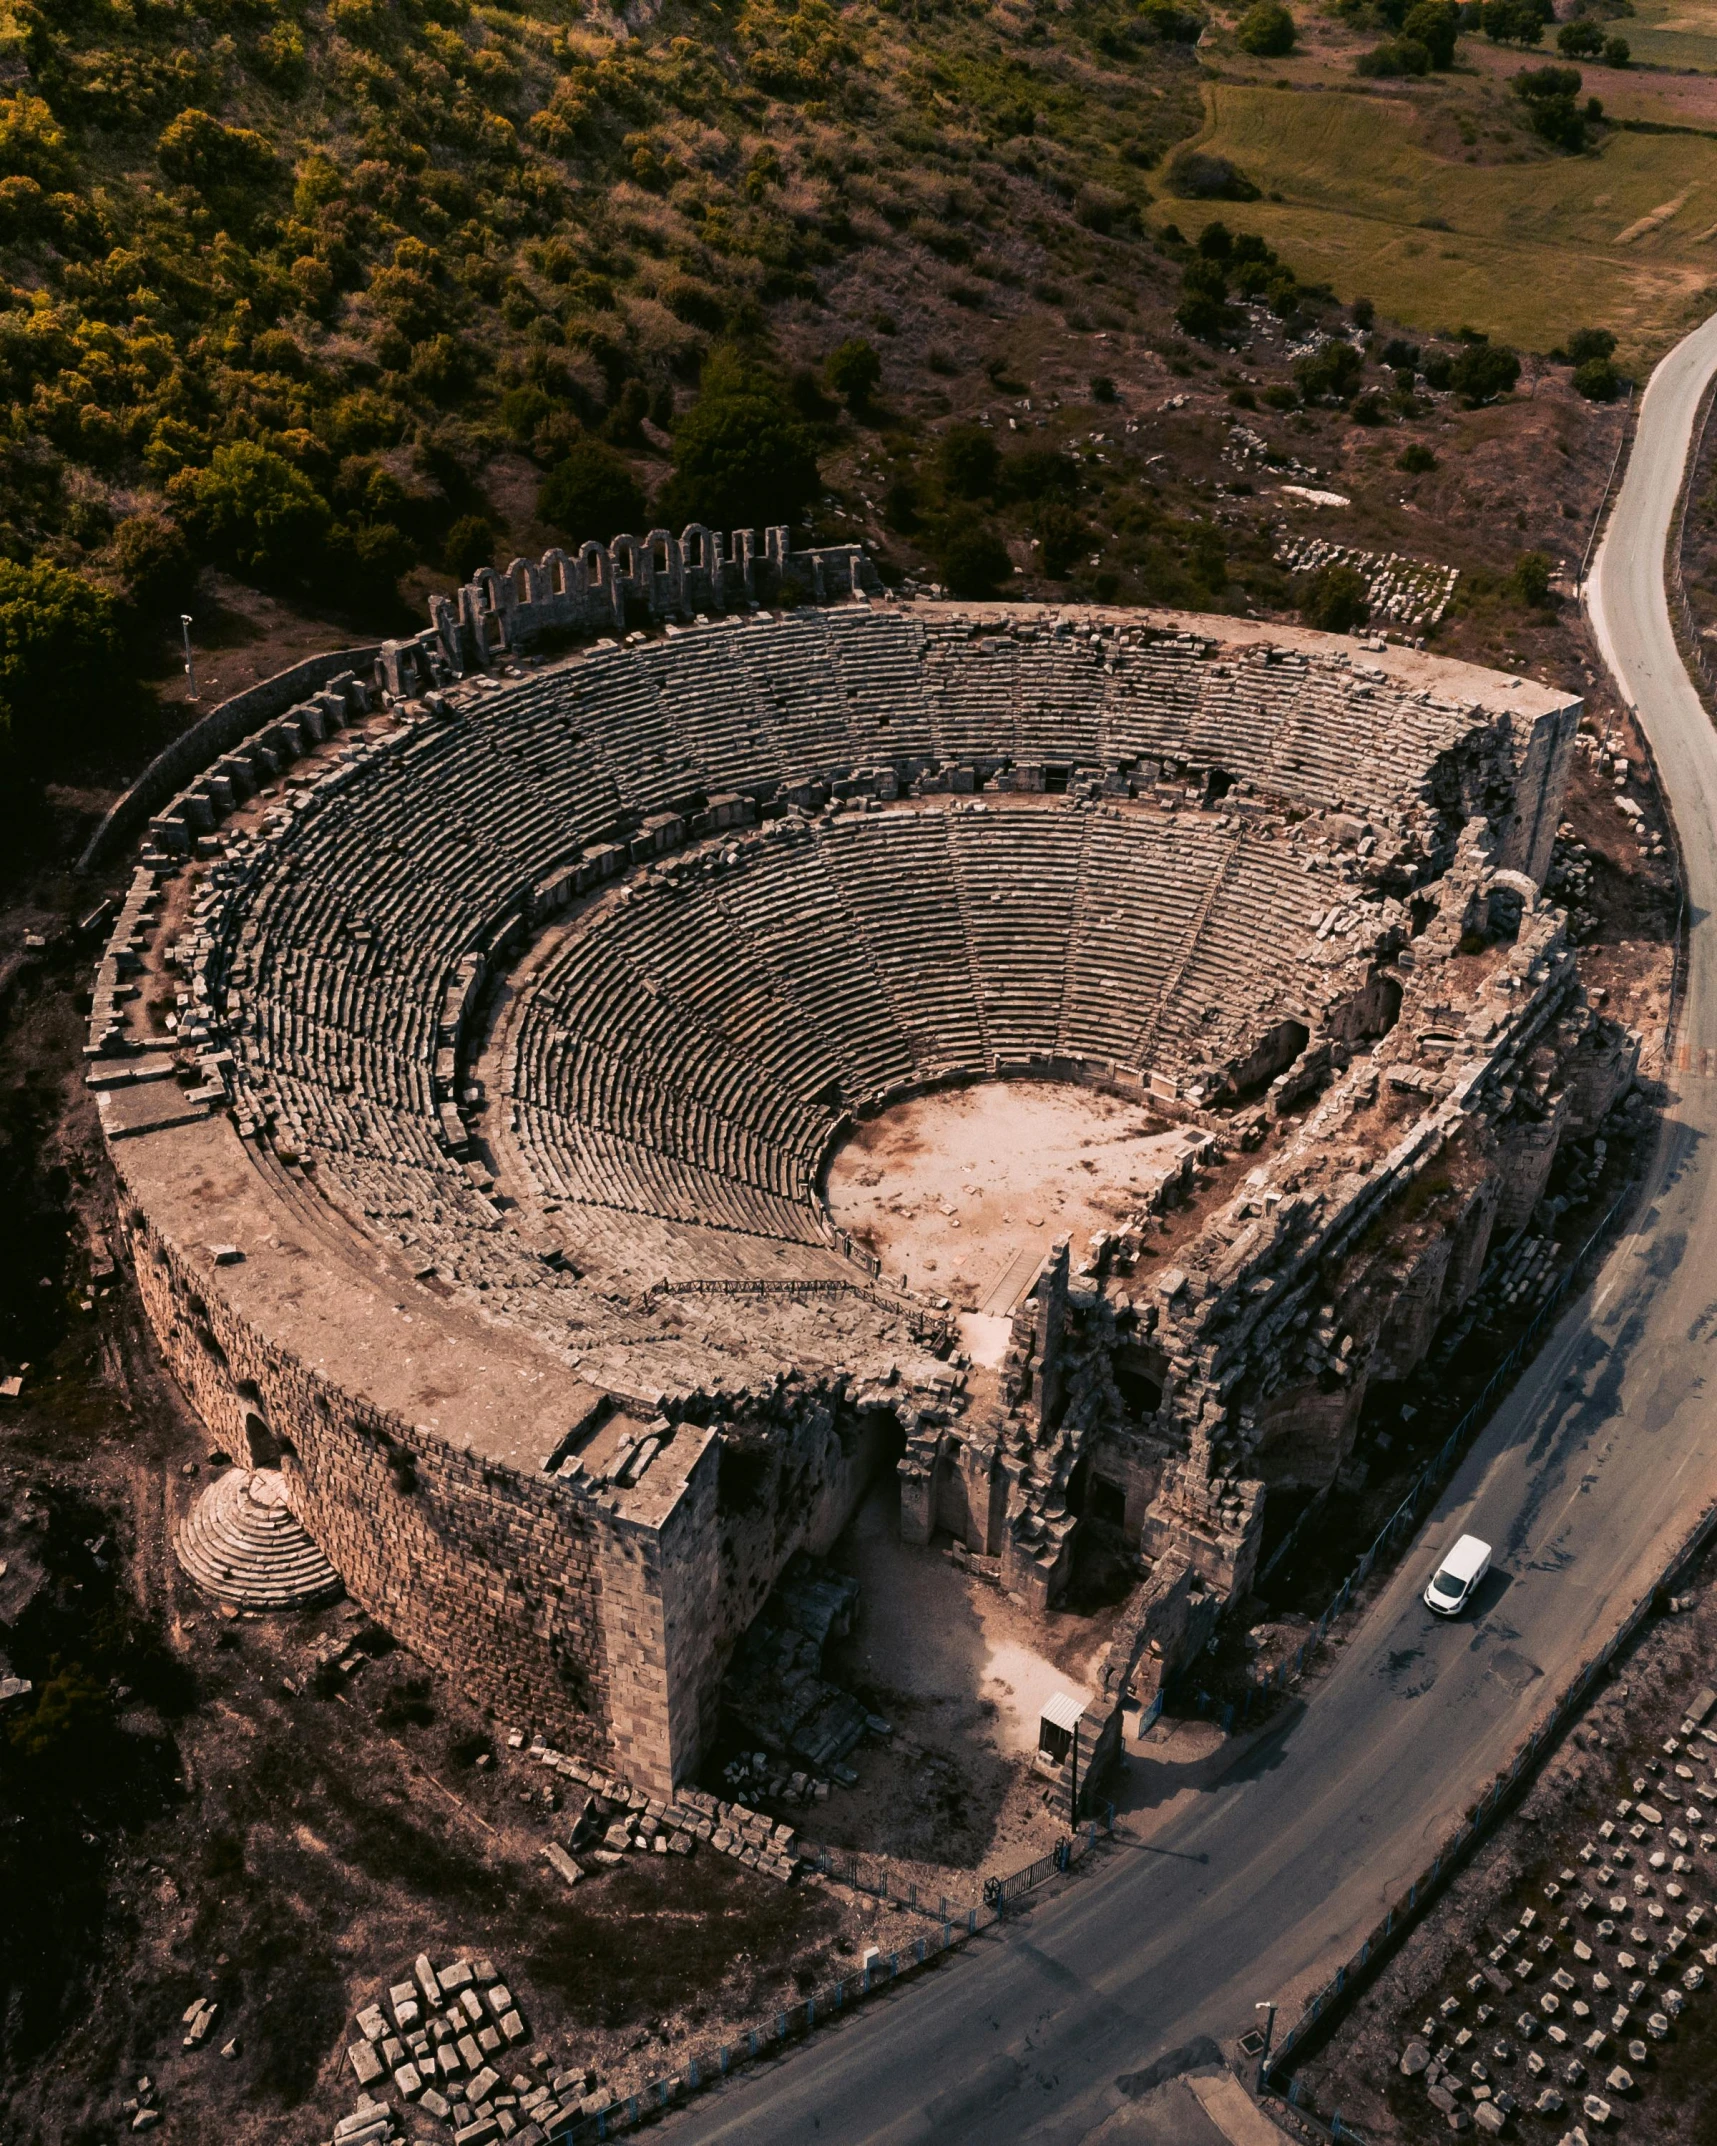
120, 1195, 722, 1794
708, 1390, 894, 1670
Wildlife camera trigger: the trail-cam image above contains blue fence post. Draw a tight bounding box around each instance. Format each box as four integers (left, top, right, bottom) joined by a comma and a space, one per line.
835, 1979, 845, 2012
719, 2045, 730, 2076
659, 2080, 671, 2109
688, 2058, 700, 2091
748, 2029, 760, 2058
943, 1919, 952, 1949
807, 1995, 816, 2027
863, 1961, 872, 1992
890, 1952, 900, 1980
915, 1937, 925, 1964
968, 1906, 977, 1934
627, 2096, 639, 2123
777, 2012, 788, 2043
596, 2113, 606, 2142
1287, 2078, 1301, 2107
1221, 1702, 1234, 1733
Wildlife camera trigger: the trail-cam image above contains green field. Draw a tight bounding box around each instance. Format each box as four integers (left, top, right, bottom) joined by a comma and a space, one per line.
1619, 0, 1717, 73
1181, 79, 1717, 357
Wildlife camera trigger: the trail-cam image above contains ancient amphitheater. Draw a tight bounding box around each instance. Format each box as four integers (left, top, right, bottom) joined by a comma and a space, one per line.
87, 525, 1636, 1802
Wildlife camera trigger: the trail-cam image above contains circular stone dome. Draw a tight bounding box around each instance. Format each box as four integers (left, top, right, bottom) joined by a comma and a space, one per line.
175, 1467, 343, 1611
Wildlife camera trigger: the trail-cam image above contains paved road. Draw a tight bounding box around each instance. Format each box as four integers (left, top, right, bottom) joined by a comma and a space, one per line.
668, 317, 1717, 2145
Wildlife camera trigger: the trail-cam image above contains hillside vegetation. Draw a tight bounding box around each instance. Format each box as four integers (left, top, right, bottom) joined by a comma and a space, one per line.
0, 0, 1662, 809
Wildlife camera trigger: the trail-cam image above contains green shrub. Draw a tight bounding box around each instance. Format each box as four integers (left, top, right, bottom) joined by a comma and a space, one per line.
1557, 17, 1604, 55
1294, 338, 1364, 403
1166, 149, 1261, 201
112, 514, 196, 614
1567, 326, 1617, 365
1508, 550, 1552, 605
940, 424, 1001, 500
1236, 2, 1296, 55
168, 443, 333, 588
1403, 0, 1460, 65
538, 439, 647, 541
1450, 340, 1520, 402
939, 519, 1013, 598
156, 107, 276, 193
442, 515, 495, 580
0, 561, 126, 778
1356, 36, 1431, 74
1397, 443, 1439, 472
1300, 562, 1370, 633
1604, 36, 1630, 66
1573, 356, 1620, 401
660, 276, 727, 333
1035, 501, 1088, 580
656, 386, 819, 532
825, 338, 883, 413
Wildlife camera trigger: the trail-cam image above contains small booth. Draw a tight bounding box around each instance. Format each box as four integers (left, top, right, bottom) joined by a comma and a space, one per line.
1035, 1690, 1088, 1812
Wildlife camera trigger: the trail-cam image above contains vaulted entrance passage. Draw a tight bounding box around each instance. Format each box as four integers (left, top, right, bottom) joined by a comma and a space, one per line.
824, 1079, 1206, 1362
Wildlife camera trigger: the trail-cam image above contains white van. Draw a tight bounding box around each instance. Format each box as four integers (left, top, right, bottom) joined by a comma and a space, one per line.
1424, 1533, 1492, 1617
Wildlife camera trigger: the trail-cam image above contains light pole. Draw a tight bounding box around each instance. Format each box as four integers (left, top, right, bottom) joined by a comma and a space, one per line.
1254, 2000, 1277, 2093
180, 614, 199, 702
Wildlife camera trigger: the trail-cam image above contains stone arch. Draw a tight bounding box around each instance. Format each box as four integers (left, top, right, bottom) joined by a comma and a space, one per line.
243, 1409, 281, 1469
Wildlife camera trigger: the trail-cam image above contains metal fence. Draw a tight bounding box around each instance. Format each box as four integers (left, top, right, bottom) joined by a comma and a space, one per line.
543, 1812, 1116, 2141
1263, 1487, 1717, 2091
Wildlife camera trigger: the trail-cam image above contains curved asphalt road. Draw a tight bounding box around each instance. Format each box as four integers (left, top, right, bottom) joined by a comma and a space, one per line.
668, 315, 1717, 2145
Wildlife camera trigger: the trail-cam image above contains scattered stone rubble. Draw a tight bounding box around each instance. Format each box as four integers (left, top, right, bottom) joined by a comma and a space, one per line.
336, 1953, 597, 2146
1275, 534, 1460, 631
1394, 1684, 1717, 2138
522, 1739, 802, 1884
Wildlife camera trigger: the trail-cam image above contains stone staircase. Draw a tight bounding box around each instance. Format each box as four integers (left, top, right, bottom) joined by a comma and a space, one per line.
175, 1467, 344, 1611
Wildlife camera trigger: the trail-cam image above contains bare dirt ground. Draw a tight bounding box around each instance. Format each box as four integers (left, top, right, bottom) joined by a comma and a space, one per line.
803, 1478, 1126, 1879
1287, 1538, 1717, 2146
827, 1081, 1189, 1324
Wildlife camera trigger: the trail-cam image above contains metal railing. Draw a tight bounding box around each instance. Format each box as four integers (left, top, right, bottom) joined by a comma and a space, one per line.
1265, 1485, 1717, 2090
543, 1811, 1116, 2141
1180, 1189, 1630, 1733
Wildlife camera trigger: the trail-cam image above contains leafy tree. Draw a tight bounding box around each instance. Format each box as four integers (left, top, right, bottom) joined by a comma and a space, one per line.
1558, 17, 1604, 55
156, 108, 276, 193
1481, 0, 1548, 43
825, 338, 883, 414
0, 561, 126, 779
940, 424, 1002, 500
1356, 37, 1431, 74
538, 439, 647, 541
1091, 374, 1120, 403
603, 379, 651, 447
939, 519, 1013, 598
1177, 255, 1233, 342
1300, 563, 1370, 633
1003, 447, 1079, 502
1236, 2, 1296, 56
1574, 356, 1620, 401
1398, 443, 1439, 472
169, 443, 333, 588
112, 514, 196, 615
1166, 149, 1262, 201
1294, 338, 1365, 403
1514, 65, 1591, 150
1509, 550, 1553, 605
1568, 327, 1617, 366
1035, 502, 1089, 580
1450, 340, 1520, 401
443, 515, 495, 581
1604, 35, 1631, 65
1404, 0, 1461, 64
0, 92, 72, 188
656, 386, 820, 532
